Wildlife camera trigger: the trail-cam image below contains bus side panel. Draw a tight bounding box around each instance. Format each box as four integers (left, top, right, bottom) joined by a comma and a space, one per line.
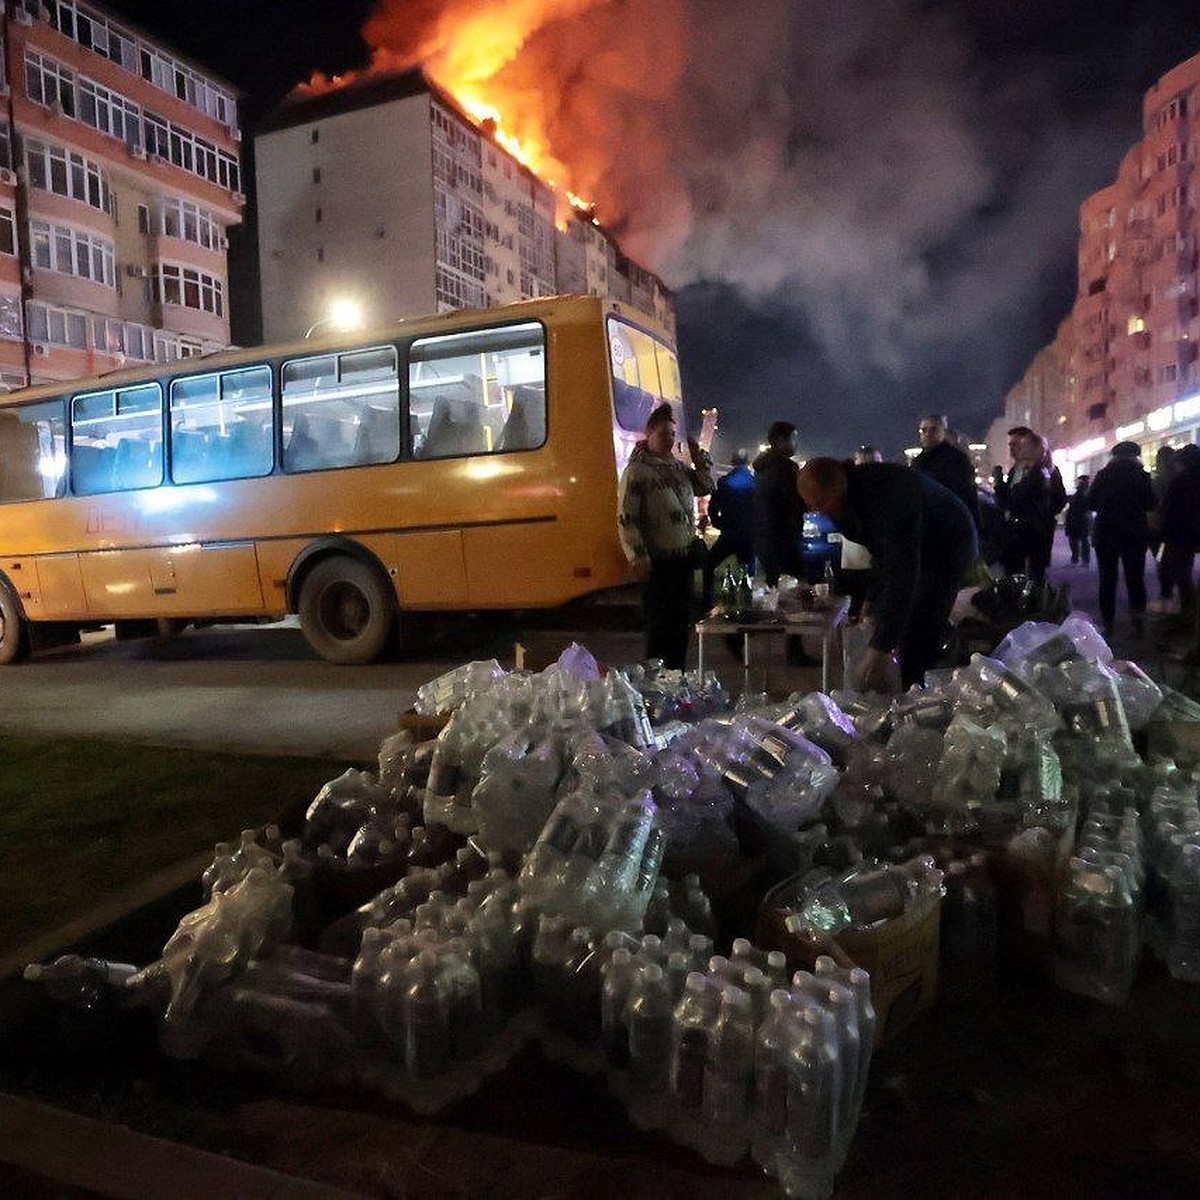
463, 522, 559, 607
147, 543, 265, 616
30, 553, 87, 619
395, 530, 467, 608
78, 550, 156, 618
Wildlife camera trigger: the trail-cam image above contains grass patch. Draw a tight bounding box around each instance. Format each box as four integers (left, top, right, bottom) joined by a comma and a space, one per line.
0, 736, 360, 954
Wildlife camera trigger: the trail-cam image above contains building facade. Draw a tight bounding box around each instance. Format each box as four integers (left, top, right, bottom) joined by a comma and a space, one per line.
0, 1, 242, 392
255, 71, 675, 344
1005, 47, 1200, 479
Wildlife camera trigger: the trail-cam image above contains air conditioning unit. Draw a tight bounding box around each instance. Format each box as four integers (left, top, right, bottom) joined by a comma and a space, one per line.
37, 5, 51, 21
218, 235, 229, 250
32, 342, 49, 357
0, 168, 15, 187
130, 145, 147, 161
46, 99, 62, 118
15, 9, 33, 27
231, 129, 242, 143
232, 191, 246, 205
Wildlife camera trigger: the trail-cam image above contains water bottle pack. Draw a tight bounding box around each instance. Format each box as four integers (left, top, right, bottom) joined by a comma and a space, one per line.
1143, 780, 1200, 982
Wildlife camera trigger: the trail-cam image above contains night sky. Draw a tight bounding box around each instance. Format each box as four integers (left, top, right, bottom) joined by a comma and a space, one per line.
105, 1, 1200, 460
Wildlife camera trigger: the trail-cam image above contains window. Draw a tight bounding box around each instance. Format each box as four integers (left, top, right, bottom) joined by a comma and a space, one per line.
0, 209, 13, 257
27, 301, 88, 349
608, 318, 683, 433
282, 345, 400, 472
25, 139, 110, 213
315, 206, 322, 224
409, 322, 545, 459
78, 77, 142, 149
70, 384, 162, 494
311, 128, 319, 143
156, 264, 224, 316
0, 399, 67, 503
155, 198, 222, 250
137, 204, 149, 234
170, 366, 273, 483
92, 316, 155, 361
313, 167, 321, 184
143, 111, 240, 192
1161, 363, 1179, 383
29, 219, 116, 287
25, 49, 75, 117
0, 125, 11, 172
0, 294, 22, 341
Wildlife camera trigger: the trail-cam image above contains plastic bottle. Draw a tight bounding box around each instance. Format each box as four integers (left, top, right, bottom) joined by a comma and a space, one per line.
753, 989, 795, 1136
601, 947, 638, 1066
703, 985, 755, 1126
24, 955, 138, 1009
670, 972, 715, 1111
627, 962, 674, 1092
403, 951, 449, 1079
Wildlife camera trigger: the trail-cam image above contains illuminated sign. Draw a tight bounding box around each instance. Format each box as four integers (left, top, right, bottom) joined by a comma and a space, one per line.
1147, 405, 1174, 431
1115, 420, 1145, 439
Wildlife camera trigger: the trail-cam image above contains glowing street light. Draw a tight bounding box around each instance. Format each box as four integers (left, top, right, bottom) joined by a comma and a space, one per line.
304, 296, 365, 338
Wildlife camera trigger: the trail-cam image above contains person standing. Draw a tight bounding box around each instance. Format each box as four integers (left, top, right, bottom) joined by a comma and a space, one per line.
1148, 445, 1181, 613
618, 403, 714, 669
994, 428, 1062, 582
913, 414, 980, 527
1087, 441, 1156, 639
1064, 474, 1092, 566
797, 457, 977, 690
702, 448, 756, 608
753, 421, 805, 585
1161, 443, 1200, 619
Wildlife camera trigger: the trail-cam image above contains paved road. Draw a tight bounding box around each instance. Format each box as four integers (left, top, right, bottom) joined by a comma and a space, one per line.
0, 614, 648, 761
0, 531, 1187, 763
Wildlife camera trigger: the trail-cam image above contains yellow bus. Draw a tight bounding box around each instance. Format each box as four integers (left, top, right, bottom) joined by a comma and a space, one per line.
0, 295, 685, 664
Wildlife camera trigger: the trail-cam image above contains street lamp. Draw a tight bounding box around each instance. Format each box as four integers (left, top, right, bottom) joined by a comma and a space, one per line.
304, 296, 365, 338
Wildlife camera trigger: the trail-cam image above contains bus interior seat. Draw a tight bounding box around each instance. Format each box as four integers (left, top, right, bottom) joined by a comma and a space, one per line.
71, 443, 115, 494
499, 386, 545, 452
227, 419, 272, 475
114, 437, 160, 489
171, 427, 209, 481
353, 406, 399, 463
421, 395, 455, 458
286, 414, 321, 471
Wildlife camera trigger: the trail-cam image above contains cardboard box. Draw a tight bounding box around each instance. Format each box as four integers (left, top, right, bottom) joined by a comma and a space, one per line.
834, 893, 941, 1044
756, 874, 941, 1043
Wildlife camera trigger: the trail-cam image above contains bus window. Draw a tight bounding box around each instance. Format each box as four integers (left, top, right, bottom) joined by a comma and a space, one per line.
607, 317, 684, 429
408, 321, 545, 459
0, 399, 66, 502
71, 383, 162, 494
282, 346, 399, 472
170, 366, 273, 484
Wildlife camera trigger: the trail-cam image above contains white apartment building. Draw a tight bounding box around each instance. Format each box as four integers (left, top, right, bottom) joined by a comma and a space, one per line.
0, 1, 243, 390
255, 70, 675, 344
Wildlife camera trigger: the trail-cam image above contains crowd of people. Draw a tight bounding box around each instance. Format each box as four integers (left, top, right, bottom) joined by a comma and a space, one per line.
617, 402, 1200, 684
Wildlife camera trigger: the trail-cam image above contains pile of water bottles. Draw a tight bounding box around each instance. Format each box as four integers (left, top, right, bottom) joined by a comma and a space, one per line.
23, 612, 1200, 1198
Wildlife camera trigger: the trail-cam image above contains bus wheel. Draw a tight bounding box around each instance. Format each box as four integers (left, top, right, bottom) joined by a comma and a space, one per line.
298, 556, 395, 665
0, 582, 29, 664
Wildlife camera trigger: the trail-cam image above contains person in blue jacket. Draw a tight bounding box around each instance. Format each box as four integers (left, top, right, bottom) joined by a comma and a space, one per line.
703, 448, 756, 607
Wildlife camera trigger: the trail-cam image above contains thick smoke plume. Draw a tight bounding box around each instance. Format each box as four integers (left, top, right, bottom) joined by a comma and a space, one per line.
340, 0, 1126, 426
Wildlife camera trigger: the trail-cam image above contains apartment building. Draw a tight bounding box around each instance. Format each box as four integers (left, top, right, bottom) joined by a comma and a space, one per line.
0, 1, 243, 391
255, 70, 675, 344
1005, 47, 1200, 478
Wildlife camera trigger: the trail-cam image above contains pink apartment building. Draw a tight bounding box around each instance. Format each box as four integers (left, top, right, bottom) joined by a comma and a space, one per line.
1004, 47, 1200, 479
0, 2, 242, 392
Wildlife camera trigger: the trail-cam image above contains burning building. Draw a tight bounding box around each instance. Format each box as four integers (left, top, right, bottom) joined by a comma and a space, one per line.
255, 69, 674, 342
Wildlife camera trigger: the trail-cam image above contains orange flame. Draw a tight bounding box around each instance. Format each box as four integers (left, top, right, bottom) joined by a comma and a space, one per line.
296, 2, 600, 219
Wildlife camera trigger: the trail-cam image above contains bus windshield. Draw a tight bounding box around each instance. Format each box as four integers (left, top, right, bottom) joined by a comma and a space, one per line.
607, 316, 683, 472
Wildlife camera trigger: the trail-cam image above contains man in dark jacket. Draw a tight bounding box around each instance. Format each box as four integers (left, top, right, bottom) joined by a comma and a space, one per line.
1161, 443, 1200, 617
798, 457, 978, 690
994, 428, 1064, 582
703, 448, 756, 607
754, 421, 804, 584
913, 415, 980, 527
1087, 440, 1156, 638
1064, 474, 1091, 565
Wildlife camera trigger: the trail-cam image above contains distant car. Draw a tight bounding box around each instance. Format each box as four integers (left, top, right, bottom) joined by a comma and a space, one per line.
800, 511, 842, 582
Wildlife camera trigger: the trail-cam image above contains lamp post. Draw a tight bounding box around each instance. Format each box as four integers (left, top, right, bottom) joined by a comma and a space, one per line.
304, 297, 364, 339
